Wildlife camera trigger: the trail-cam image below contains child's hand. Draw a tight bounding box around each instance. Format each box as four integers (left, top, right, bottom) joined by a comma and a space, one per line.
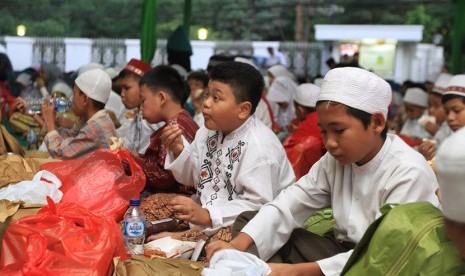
42, 95, 56, 132
419, 139, 436, 161
13, 97, 27, 113
205, 240, 237, 262
169, 196, 211, 226
160, 124, 184, 158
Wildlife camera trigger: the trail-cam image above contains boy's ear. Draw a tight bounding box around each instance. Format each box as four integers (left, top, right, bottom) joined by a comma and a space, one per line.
371, 112, 386, 134
237, 101, 252, 120
157, 91, 168, 105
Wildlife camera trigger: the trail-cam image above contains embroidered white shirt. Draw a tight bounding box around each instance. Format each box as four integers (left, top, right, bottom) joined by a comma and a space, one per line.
165, 115, 295, 234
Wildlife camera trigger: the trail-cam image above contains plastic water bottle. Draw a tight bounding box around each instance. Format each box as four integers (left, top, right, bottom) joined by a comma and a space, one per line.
26, 127, 38, 150
50, 97, 72, 113
123, 198, 146, 255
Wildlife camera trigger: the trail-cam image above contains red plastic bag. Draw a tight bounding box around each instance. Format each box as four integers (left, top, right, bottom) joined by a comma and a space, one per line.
41, 149, 146, 221
0, 197, 127, 275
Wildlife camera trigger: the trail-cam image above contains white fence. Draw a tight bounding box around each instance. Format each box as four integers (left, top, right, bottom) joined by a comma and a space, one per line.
1, 36, 442, 83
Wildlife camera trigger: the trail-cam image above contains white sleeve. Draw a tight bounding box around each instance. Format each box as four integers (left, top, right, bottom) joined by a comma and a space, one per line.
202, 159, 292, 233
164, 136, 200, 187
317, 251, 353, 276
241, 157, 332, 261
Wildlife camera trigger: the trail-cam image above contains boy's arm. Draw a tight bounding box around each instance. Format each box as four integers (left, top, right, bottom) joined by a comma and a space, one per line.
44, 121, 100, 159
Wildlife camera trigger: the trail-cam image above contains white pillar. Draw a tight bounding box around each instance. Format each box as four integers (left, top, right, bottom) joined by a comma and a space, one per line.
191, 41, 215, 70
4, 36, 34, 71
125, 39, 141, 61
64, 38, 92, 72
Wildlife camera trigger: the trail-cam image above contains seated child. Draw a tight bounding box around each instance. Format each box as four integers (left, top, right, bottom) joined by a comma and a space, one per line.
160, 61, 295, 237
442, 74, 465, 133
436, 127, 465, 259
206, 67, 439, 276
42, 68, 116, 159
133, 65, 199, 195
266, 76, 298, 135
186, 70, 209, 126
283, 83, 325, 180
400, 87, 431, 140
418, 81, 453, 160
117, 58, 163, 154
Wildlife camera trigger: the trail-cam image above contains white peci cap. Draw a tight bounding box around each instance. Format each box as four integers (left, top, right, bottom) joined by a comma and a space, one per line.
78, 62, 104, 76
444, 74, 465, 98
295, 83, 320, 108
318, 67, 392, 119
404, 87, 428, 108
75, 68, 111, 104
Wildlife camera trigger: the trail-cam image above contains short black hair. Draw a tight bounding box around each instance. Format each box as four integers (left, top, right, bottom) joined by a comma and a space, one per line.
345, 105, 387, 140
187, 70, 209, 88
209, 61, 264, 114
139, 65, 189, 106
118, 69, 140, 80
442, 94, 465, 105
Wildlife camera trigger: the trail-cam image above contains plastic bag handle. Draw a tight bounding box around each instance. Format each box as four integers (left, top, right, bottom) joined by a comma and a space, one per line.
33, 170, 62, 188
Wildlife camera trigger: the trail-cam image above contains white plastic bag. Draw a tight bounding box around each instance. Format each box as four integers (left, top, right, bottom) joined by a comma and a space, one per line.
202, 249, 271, 276
0, 170, 62, 205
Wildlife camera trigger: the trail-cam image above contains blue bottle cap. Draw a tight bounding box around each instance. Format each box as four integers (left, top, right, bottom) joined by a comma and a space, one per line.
129, 198, 141, 206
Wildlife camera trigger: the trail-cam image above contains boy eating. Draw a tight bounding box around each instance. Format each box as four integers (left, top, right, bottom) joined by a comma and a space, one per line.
160, 61, 295, 236
206, 67, 439, 275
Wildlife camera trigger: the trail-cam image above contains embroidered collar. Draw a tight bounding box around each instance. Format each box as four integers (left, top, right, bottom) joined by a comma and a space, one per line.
223, 115, 255, 142
352, 134, 392, 174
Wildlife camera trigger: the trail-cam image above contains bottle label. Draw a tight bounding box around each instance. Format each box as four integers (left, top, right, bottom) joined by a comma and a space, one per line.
124, 221, 145, 237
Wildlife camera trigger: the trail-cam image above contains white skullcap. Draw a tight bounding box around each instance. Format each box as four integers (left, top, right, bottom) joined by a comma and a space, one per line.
434, 73, 452, 90
16, 73, 32, 87
234, 57, 258, 69
436, 127, 465, 223
51, 82, 73, 99
313, 77, 324, 88
170, 64, 187, 79
75, 68, 111, 104
404, 87, 428, 108
318, 67, 392, 119
295, 83, 320, 108
104, 67, 119, 79
78, 62, 104, 76
268, 65, 296, 82
444, 74, 465, 98
266, 76, 298, 103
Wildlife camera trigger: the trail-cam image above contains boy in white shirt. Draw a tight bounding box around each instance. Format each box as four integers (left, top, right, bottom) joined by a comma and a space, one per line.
160, 61, 295, 236
206, 67, 439, 275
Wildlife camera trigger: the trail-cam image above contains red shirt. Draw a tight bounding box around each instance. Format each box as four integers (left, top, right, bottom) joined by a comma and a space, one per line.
135, 110, 199, 195
283, 112, 326, 180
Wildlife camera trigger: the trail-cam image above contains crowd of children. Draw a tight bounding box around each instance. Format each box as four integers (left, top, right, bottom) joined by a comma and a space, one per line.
1, 49, 465, 274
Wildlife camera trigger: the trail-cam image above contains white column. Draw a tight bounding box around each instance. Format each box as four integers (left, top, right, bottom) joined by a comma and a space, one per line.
125, 39, 141, 61
64, 38, 92, 72
4, 36, 34, 71
191, 40, 215, 70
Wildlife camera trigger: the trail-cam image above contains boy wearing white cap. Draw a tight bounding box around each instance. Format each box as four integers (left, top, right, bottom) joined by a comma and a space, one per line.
442, 74, 465, 133
436, 127, 465, 259
283, 83, 325, 180
400, 87, 432, 140
42, 68, 116, 159
206, 67, 439, 275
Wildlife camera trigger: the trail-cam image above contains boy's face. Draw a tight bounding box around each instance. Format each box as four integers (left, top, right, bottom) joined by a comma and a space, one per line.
444, 98, 465, 132
202, 80, 246, 135
317, 102, 383, 166
139, 84, 162, 124
71, 85, 85, 117
404, 103, 425, 120
294, 102, 308, 122
120, 75, 141, 109
188, 79, 205, 94
428, 94, 446, 124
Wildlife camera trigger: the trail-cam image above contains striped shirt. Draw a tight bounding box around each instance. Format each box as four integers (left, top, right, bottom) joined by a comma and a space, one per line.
44, 109, 116, 160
